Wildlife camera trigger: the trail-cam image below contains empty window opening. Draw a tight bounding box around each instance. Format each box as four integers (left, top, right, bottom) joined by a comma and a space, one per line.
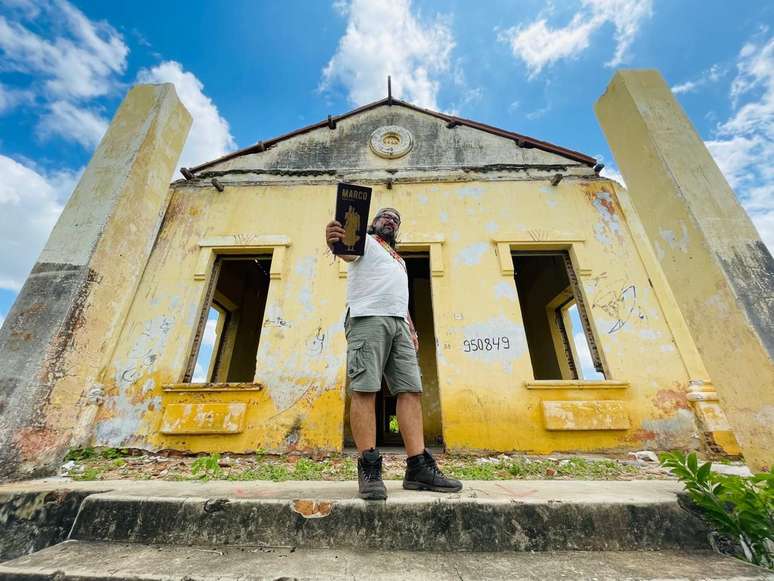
185, 255, 272, 383
567, 303, 605, 380
512, 251, 605, 380
191, 306, 227, 382
344, 252, 443, 448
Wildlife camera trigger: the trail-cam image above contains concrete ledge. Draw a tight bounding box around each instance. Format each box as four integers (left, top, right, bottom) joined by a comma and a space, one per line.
0, 490, 98, 561
70, 494, 709, 551
2, 541, 772, 580
0, 478, 689, 502
0, 480, 713, 553
35, 480, 713, 552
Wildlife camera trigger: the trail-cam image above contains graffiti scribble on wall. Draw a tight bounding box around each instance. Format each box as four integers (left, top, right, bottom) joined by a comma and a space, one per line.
118, 316, 174, 388
308, 326, 326, 355
593, 284, 646, 334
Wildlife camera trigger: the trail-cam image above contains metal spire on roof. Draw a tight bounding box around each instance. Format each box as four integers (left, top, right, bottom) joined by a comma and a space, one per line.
387, 75, 392, 106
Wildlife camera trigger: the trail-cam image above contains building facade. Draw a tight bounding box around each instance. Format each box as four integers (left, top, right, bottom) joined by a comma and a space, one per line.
92, 98, 738, 456
0, 82, 746, 480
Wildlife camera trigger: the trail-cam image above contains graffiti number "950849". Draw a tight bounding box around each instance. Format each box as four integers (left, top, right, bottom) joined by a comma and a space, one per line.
463, 337, 510, 352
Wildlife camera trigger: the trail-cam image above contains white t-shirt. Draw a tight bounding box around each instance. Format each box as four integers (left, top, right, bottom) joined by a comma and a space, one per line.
347, 235, 408, 319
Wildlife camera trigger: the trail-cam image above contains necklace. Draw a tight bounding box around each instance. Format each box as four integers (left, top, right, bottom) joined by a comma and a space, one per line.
372, 234, 406, 273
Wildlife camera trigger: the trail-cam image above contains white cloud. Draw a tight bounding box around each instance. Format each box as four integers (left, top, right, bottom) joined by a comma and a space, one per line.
600, 164, 625, 187
192, 316, 218, 382
446, 59, 482, 115
0, 1, 126, 149
192, 363, 206, 383
320, 0, 454, 109
0, 3, 127, 101
0, 83, 33, 114
573, 332, 604, 380
498, 0, 652, 78
137, 61, 236, 170
332, 0, 349, 16
706, 34, 774, 253
2, 0, 43, 20
586, 0, 653, 68
672, 64, 724, 95
705, 135, 761, 189
37, 100, 108, 148
672, 80, 698, 95
201, 317, 218, 349
0, 155, 81, 290
499, 17, 597, 79
567, 303, 605, 380
526, 105, 551, 120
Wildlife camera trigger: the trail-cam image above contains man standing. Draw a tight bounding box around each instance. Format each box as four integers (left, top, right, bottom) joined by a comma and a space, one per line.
326, 208, 462, 500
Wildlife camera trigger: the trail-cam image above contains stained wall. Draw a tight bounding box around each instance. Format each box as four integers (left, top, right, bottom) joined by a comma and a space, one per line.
93, 169, 708, 454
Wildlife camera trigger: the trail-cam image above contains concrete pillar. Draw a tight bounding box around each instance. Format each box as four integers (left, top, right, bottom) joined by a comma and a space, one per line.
595, 70, 773, 471
0, 84, 191, 481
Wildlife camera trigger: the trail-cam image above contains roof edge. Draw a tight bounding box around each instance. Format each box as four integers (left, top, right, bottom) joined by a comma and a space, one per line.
186, 98, 596, 175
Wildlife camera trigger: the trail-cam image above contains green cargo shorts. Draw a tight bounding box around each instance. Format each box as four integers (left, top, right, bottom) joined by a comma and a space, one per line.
344, 314, 423, 395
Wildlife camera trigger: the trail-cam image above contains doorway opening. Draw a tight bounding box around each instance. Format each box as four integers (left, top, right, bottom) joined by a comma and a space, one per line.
185, 255, 272, 383
343, 252, 443, 449
512, 251, 605, 380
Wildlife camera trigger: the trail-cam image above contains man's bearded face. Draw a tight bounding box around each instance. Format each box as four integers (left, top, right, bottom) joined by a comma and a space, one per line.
372, 212, 400, 244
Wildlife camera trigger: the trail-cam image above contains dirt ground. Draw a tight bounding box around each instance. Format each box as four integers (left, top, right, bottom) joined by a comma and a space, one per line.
61, 448, 686, 482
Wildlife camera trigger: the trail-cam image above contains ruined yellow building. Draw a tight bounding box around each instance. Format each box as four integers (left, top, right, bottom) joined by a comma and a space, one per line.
5, 71, 770, 481
87, 87, 742, 457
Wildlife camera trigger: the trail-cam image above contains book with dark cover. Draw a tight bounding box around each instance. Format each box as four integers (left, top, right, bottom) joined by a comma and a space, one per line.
333, 182, 372, 256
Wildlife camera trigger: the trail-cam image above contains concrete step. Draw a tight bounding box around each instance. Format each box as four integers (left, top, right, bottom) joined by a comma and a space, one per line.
56, 480, 713, 552
2, 540, 772, 580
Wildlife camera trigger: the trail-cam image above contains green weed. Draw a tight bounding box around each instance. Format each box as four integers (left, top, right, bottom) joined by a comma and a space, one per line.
338, 457, 357, 479
191, 453, 224, 480
293, 458, 325, 480
64, 448, 96, 462
661, 451, 773, 569
99, 447, 125, 460
446, 462, 499, 480
72, 467, 101, 481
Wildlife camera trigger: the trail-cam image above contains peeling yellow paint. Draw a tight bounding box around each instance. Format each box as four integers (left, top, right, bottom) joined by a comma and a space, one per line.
77, 100, 745, 458
542, 400, 630, 431
85, 177, 740, 456
160, 402, 247, 435
596, 70, 773, 470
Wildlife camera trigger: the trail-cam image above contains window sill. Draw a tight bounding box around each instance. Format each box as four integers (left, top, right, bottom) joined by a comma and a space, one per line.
163, 382, 264, 393
524, 380, 629, 390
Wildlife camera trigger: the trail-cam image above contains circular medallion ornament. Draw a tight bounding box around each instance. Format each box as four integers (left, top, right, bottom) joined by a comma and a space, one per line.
369, 125, 414, 159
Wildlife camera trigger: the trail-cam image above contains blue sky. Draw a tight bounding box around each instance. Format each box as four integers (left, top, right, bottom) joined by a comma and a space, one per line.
1, 0, 772, 344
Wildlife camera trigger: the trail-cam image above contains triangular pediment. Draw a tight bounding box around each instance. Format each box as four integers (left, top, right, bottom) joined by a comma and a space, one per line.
183, 99, 596, 178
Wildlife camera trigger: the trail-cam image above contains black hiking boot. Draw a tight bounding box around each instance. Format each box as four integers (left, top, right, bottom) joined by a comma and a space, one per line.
403, 449, 463, 493
358, 448, 387, 500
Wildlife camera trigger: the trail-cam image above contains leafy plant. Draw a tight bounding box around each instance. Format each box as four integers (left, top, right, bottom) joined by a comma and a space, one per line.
338, 457, 357, 479
250, 463, 292, 481
72, 467, 101, 481
660, 451, 773, 569
64, 447, 96, 462
191, 453, 224, 480
389, 415, 400, 434
446, 462, 498, 480
293, 458, 325, 480
100, 447, 124, 460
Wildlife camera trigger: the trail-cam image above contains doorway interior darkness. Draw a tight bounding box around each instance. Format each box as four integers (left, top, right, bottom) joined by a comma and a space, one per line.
343, 252, 443, 448
185, 255, 272, 383
511, 251, 605, 380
